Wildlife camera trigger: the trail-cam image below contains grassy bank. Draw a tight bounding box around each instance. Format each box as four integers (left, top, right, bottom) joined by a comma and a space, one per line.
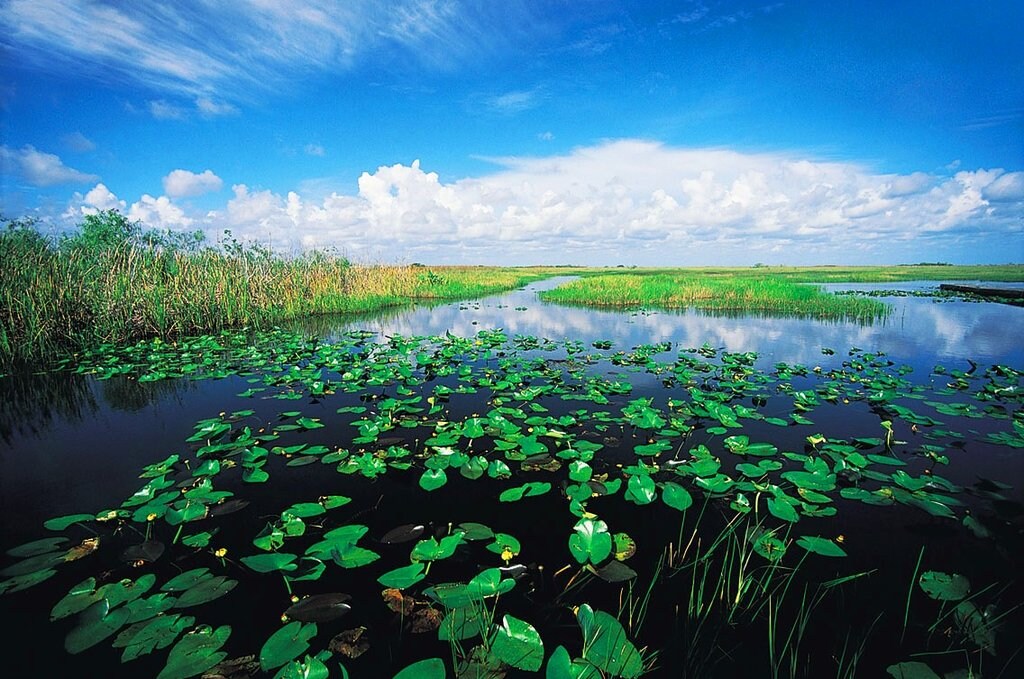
0, 212, 551, 368
540, 272, 890, 320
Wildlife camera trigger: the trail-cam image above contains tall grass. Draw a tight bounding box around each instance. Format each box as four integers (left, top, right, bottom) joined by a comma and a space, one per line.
539, 272, 891, 320
0, 212, 548, 369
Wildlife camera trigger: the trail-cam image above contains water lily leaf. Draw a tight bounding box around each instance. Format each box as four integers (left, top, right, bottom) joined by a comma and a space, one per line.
44, 513, 95, 531
320, 495, 351, 509
487, 460, 512, 479
419, 469, 448, 492
576, 605, 644, 678
0, 568, 58, 594
568, 461, 593, 483
491, 613, 544, 671
378, 563, 427, 589
625, 474, 656, 505
285, 593, 352, 623
1, 550, 66, 577
919, 571, 970, 601
242, 553, 298, 573
459, 456, 488, 480
613, 533, 636, 561
393, 657, 446, 679
114, 613, 194, 662
499, 482, 551, 502
330, 544, 381, 569
6, 536, 68, 558
660, 482, 692, 511
886, 661, 941, 678
260, 621, 318, 671
172, 575, 237, 608
157, 624, 231, 679
568, 518, 612, 565
161, 568, 210, 592
795, 535, 847, 557
595, 561, 638, 583
380, 524, 426, 544
284, 503, 326, 519
439, 606, 485, 641
954, 600, 996, 653
274, 653, 330, 679
767, 497, 800, 523
411, 533, 464, 562
121, 540, 165, 563
457, 522, 494, 541
65, 599, 131, 654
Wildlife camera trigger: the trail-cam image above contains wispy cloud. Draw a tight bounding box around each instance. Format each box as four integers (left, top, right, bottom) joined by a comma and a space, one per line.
672, 1, 784, 31
959, 110, 1023, 131
148, 100, 188, 120
305, 144, 326, 157
62, 132, 96, 153
63, 140, 1022, 264
483, 88, 543, 115
1, 1, 529, 103
1, 145, 98, 186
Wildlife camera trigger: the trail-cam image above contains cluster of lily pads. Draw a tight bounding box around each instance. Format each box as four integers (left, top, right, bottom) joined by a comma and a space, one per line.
3, 327, 1022, 677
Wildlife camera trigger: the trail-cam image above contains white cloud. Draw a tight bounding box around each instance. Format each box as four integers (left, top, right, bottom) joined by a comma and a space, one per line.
983, 171, 1024, 202
1, 144, 98, 186
128, 194, 193, 230
304, 144, 326, 157
63, 131, 96, 152
56, 140, 1024, 264
162, 169, 224, 198
62, 182, 127, 220
195, 97, 239, 117
484, 89, 541, 114
149, 100, 187, 120
1, 1, 528, 102
538, 131, 555, 141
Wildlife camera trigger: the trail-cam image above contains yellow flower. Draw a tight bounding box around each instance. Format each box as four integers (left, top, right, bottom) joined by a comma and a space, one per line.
500, 548, 514, 563
214, 548, 228, 558
146, 513, 158, 522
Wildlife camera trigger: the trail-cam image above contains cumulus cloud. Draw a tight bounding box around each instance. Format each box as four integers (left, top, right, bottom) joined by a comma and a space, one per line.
162, 169, 223, 198
63, 183, 127, 220
59, 140, 1024, 264
128, 194, 193, 230
983, 171, 1024, 201
1, 144, 98, 186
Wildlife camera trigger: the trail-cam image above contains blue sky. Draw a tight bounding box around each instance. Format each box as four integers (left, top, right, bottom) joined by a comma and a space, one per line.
1, 0, 1022, 265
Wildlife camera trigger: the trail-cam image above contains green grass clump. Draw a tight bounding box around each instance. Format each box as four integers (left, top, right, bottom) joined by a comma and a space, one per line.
539, 273, 890, 320
0, 212, 549, 369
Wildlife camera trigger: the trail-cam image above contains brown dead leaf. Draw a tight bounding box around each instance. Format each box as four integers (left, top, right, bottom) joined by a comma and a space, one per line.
409, 606, 443, 633
329, 626, 370, 659
381, 588, 415, 615
64, 537, 101, 562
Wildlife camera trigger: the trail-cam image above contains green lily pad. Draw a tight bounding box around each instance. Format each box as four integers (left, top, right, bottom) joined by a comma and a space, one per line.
919, 571, 970, 601
260, 621, 318, 671
65, 599, 131, 654
157, 624, 231, 679
393, 657, 446, 679
491, 613, 544, 671
795, 535, 847, 557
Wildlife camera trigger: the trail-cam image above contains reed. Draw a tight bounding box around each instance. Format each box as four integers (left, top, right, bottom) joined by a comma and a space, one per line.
0, 212, 549, 369
539, 272, 891, 320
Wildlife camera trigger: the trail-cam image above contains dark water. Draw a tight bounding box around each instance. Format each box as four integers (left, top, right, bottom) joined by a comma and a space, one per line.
1, 278, 1022, 678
